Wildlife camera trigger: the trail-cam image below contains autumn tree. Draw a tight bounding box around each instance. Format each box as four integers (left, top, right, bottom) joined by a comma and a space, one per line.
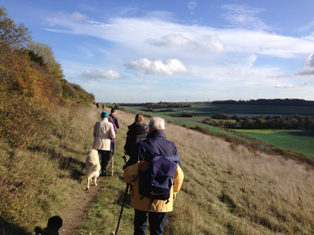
0, 7, 31, 50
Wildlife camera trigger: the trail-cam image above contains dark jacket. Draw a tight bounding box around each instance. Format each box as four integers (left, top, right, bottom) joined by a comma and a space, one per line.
124, 122, 148, 155
109, 113, 120, 129
123, 129, 184, 212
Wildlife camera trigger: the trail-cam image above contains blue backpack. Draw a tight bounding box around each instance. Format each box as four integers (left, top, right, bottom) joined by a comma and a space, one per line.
139, 154, 180, 205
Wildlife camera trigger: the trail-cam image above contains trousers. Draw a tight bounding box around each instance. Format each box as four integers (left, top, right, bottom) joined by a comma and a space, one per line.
134, 209, 167, 235
98, 150, 110, 175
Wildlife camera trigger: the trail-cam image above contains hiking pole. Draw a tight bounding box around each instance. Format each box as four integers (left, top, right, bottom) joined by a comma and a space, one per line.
113, 184, 130, 235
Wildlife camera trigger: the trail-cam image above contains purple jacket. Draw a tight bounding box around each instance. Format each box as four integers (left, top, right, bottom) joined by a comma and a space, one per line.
109, 119, 118, 143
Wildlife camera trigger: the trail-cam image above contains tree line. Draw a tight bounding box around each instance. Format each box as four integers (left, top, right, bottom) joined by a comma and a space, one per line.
212, 99, 314, 107
203, 113, 314, 130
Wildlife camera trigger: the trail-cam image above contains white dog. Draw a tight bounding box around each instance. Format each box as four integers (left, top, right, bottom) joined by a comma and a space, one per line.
85, 149, 101, 191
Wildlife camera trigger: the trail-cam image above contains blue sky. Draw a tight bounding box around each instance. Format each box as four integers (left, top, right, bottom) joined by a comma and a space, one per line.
2, 0, 314, 102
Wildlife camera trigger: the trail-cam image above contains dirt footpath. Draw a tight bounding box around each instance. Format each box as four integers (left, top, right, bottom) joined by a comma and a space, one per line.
60, 177, 105, 235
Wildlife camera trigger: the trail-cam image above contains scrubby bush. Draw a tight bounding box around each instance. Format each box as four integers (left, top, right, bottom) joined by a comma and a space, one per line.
211, 113, 230, 119
144, 113, 153, 119
167, 118, 175, 124
170, 112, 193, 117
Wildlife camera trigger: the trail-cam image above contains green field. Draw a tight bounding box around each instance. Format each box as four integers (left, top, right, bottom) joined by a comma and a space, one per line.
233, 129, 314, 158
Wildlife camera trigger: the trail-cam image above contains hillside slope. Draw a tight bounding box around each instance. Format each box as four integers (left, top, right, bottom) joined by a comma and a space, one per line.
79, 110, 314, 235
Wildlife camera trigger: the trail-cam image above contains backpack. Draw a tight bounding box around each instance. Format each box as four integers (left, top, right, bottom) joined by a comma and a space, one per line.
139, 154, 180, 206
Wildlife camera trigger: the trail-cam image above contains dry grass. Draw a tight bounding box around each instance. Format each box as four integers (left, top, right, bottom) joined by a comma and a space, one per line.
1, 107, 314, 235
104, 111, 314, 235
163, 119, 314, 234
0, 105, 99, 234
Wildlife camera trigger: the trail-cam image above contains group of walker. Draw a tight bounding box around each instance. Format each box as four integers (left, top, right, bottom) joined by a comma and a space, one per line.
92, 108, 184, 235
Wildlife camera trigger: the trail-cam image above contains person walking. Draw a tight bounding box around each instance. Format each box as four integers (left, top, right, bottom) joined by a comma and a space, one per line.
92, 111, 115, 176
108, 116, 118, 155
109, 108, 120, 129
124, 113, 148, 156
123, 117, 184, 235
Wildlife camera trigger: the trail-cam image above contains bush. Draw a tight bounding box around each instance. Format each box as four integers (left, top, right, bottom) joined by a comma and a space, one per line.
211, 113, 230, 119
144, 114, 153, 119
170, 112, 193, 117
273, 147, 287, 155
0, 94, 51, 149
167, 118, 175, 124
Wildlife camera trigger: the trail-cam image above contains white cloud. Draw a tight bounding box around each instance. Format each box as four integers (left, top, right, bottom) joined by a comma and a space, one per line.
221, 4, 272, 31
146, 33, 224, 54
246, 55, 257, 68
274, 84, 293, 89
303, 33, 314, 41
45, 13, 314, 60
81, 69, 120, 80
199, 35, 224, 53
71, 12, 88, 20
45, 10, 314, 101
187, 1, 197, 14
296, 52, 314, 76
125, 58, 188, 75
305, 52, 314, 68
300, 82, 313, 86
148, 33, 193, 47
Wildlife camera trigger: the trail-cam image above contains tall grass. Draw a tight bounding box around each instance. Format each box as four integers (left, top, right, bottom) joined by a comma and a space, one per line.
79, 110, 314, 235
0, 105, 99, 234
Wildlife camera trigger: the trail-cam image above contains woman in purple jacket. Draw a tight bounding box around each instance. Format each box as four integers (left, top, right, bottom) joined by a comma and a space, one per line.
108, 116, 118, 155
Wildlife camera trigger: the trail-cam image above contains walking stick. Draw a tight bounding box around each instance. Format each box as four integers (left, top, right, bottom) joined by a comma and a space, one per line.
111, 155, 114, 176
114, 184, 130, 235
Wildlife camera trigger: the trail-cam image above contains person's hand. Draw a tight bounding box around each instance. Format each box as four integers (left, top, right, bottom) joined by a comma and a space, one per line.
173, 193, 177, 200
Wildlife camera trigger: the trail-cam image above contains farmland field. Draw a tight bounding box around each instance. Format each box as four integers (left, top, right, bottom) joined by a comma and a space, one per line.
123, 103, 314, 117
233, 129, 314, 158
121, 104, 314, 159
121, 106, 249, 141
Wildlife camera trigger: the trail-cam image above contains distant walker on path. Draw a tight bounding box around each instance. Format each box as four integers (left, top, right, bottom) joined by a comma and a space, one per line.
109, 108, 120, 129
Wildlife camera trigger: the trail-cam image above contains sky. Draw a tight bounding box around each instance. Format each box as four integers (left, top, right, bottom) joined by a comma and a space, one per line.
2, 0, 314, 103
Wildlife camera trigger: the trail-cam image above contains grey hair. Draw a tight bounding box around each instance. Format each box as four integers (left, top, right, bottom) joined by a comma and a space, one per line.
149, 117, 165, 131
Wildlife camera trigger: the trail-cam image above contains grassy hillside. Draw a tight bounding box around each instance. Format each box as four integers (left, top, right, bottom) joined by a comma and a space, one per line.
78, 110, 314, 235
1, 106, 313, 234
0, 8, 96, 234
0, 106, 99, 234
